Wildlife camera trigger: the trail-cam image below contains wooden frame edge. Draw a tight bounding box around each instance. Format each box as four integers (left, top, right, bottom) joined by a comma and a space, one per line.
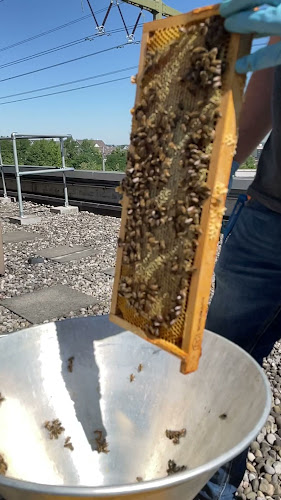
110, 7, 252, 375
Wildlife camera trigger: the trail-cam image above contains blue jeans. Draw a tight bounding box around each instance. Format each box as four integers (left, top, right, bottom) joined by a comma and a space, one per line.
196, 199, 281, 500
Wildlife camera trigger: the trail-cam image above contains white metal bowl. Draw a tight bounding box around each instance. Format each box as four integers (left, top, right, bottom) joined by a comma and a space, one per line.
0, 315, 271, 500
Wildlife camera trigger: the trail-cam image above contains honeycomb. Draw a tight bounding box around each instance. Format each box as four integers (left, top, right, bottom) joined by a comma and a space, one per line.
110, 8, 249, 373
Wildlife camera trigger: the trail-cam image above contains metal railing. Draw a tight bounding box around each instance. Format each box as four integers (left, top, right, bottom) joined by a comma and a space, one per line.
0, 133, 73, 218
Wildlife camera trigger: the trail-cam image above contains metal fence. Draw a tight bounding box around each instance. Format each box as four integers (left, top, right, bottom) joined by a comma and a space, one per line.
0, 133, 74, 218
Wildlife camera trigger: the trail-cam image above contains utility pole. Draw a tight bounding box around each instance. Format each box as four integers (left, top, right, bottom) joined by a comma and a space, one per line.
102, 147, 106, 172
121, 0, 181, 20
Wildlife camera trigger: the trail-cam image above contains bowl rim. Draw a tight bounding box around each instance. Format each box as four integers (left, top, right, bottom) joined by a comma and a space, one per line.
0, 326, 272, 497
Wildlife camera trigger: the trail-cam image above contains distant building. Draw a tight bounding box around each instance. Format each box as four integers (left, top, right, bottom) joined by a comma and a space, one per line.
76, 139, 116, 157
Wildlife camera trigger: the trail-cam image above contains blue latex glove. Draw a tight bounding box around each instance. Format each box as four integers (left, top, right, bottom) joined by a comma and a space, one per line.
219, 0, 281, 73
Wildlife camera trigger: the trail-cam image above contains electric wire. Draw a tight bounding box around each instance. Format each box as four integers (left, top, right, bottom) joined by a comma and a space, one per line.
0, 75, 131, 106
0, 6, 110, 53
0, 42, 138, 84
0, 24, 142, 70
0, 66, 138, 99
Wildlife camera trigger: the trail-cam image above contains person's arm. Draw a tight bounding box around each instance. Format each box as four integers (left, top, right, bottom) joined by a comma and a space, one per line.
234, 36, 280, 165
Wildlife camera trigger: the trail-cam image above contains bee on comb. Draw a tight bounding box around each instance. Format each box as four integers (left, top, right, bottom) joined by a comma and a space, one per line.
110, 5, 251, 374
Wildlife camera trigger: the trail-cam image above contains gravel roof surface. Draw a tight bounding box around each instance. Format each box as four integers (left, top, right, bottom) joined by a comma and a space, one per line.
0, 201, 280, 498
0, 201, 119, 330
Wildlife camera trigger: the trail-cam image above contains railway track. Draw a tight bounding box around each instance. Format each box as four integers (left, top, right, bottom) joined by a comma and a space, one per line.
0, 167, 253, 219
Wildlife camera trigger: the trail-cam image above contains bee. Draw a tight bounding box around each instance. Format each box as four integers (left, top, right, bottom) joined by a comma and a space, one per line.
94, 430, 109, 454
149, 283, 158, 291
213, 81, 222, 90
0, 393, 5, 405
137, 364, 143, 372
67, 356, 74, 373
192, 46, 207, 55
130, 374, 135, 383
64, 436, 74, 451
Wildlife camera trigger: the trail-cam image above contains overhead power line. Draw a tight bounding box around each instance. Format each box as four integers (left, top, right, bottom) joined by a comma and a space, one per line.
0, 6, 110, 53
0, 42, 138, 84
0, 34, 263, 77
0, 75, 131, 106
0, 66, 138, 99
0, 24, 143, 70
0, 31, 266, 72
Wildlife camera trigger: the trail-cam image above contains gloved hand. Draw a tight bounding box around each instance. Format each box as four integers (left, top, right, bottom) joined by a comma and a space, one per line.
219, 0, 281, 73
228, 160, 239, 192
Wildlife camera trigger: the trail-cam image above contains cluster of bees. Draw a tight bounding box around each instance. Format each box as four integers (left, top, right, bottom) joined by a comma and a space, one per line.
44, 419, 65, 440
129, 362, 143, 382
167, 459, 187, 475
44, 419, 74, 451
165, 428, 186, 445
118, 16, 228, 344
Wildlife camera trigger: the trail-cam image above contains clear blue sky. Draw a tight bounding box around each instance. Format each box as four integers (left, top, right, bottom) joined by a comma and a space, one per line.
0, 0, 266, 144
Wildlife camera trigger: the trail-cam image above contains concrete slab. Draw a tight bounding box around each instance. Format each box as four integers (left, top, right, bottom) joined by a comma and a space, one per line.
50, 206, 79, 215
0, 196, 12, 204
9, 215, 41, 226
52, 248, 97, 263
39, 245, 85, 259
3, 231, 39, 244
0, 285, 98, 324
38, 245, 96, 262
103, 267, 115, 277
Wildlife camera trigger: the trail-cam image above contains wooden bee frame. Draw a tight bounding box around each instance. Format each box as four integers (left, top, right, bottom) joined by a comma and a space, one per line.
110, 4, 252, 374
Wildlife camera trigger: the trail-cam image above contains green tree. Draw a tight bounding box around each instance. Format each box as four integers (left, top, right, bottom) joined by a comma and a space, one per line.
0, 139, 13, 164
240, 155, 256, 169
17, 139, 31, 164
79, 161, 101, 171
105, 147, 127, 172
76, 140, 102, 170
25, 139, 61, 167
64, 137, 80, 168
0, 138, 61, 166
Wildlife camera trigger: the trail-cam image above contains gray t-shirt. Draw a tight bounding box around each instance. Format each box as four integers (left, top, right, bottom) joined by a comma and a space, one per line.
248, 66, 281, 213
